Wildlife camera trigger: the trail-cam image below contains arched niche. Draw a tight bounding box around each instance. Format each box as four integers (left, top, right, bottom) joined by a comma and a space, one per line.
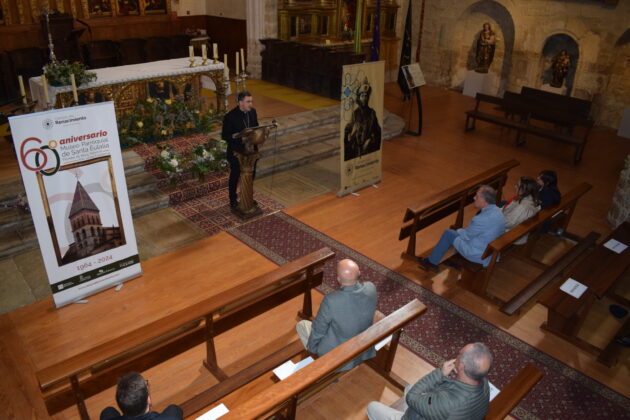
538, 34, 579, 96
598, 28, 630, 128
449, 0, 515, 95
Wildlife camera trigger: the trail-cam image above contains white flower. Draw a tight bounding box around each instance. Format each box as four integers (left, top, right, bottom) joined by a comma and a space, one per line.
160, 150, 170, 158
202, 150, 209, 158
170, 159, 179, 168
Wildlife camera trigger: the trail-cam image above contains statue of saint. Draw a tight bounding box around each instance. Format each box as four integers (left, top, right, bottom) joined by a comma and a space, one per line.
551, 50, 571, 88
475, 23, 496, 73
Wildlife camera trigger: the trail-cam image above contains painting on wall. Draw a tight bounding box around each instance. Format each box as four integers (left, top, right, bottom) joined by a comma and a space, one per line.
117, 0, 139, 16
88, 0, 113, 17
144, 0, 168, 15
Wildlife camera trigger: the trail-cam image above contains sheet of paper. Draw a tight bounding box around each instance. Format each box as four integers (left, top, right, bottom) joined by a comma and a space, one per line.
488, 381, 500, 401
559, 278, 588, 299
603, 239, 628, 254
196, 403, 229, 420
375, 334, 393, 351
273, 356, 315, 381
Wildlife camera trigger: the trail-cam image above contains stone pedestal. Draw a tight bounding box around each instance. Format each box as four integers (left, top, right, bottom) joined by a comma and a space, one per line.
607, 154, 630, 229
540, 83, 566, 95
617, 108, 630, 139
463, 71, 493, 98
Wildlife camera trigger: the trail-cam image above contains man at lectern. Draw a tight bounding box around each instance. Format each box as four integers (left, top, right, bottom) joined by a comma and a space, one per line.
100, 372, 182, 420
221, 91, 259, 208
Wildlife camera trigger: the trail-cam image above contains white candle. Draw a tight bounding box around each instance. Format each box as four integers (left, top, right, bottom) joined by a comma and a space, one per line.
235, 51, 239, 75
70, 73, 79, 103
213, 43, 218, 59
189, 45, 194, 58
41, 74, 50, 104
240, 48, 245, 72
202, 44, 207, 60
18, 75, 27, 104
223, 54, 229, 79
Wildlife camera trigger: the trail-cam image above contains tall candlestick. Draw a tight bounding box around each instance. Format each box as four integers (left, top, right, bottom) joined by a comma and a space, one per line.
189, 45, 194, 58
213, 43, 218, 60
41, 74, 50, 105
70, 73, 79, 104
202, 44, 207, 60
240, 48, 245, 73
223, 54, 229, 79
235, 51, 239, 76
18, 75, 27, 104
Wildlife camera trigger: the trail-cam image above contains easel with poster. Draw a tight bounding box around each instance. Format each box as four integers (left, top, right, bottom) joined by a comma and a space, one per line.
401, 63, 426, 136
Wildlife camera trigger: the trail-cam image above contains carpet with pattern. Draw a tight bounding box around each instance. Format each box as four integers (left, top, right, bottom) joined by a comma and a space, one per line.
227, 212, 630, 420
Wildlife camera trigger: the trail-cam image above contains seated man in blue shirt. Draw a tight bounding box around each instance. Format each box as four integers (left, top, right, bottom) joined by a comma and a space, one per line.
419, 185, 506, 271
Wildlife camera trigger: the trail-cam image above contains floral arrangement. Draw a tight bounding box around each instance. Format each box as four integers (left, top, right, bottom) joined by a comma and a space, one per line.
43, 60, 97, 87
155, 143, 184, 182
118, 96, 220, 147
154, 139, 228, 182
188, 139, 228, 181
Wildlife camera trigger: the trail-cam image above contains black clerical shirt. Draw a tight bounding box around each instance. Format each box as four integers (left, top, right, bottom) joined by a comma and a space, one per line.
221, 106, 258, 157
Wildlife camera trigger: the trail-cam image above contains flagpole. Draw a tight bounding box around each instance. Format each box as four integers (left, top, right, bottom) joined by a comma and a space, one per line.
354, 0, 364, 54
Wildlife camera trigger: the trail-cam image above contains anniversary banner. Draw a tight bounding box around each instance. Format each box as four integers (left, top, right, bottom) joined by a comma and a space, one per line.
338, 60, 385, 196
9, 102, 142, 307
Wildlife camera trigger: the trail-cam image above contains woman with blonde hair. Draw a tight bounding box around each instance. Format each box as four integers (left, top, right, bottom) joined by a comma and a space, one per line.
502, 177, 540, 245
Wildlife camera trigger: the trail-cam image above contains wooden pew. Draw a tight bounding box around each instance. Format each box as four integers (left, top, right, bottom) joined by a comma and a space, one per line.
399, 160, 519, 261
36, 247, 335, 419
485, 363, 543, 420
464, 91, 594, 164
539, 222, 630, 364
215, 299, 427, 420
450, 183, 592, 307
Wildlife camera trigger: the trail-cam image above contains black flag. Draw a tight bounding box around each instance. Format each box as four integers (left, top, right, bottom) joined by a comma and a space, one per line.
397, 0, 412, 100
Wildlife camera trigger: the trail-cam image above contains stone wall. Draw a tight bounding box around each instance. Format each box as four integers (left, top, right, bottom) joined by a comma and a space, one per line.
607, 154, 630, 229
415, 0, 630, 129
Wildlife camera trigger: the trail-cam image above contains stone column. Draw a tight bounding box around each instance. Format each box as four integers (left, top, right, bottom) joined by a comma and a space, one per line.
607, 154, 630, 228
245, 0, 278, 80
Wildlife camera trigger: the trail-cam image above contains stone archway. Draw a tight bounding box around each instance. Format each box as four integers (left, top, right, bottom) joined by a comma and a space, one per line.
538, 33, 579, 96
449, 0, 515, 95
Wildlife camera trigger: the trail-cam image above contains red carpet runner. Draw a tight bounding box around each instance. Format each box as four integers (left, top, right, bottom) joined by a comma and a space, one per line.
228, 212, 630, 420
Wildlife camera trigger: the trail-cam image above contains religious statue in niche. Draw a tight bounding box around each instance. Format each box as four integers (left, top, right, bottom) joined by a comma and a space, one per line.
551, 50, 571, 88
475, 22, 496, 73
341, 0, 356, 40
117, 0, 139, 16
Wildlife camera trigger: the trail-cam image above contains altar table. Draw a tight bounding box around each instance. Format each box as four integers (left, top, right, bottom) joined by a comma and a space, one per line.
28, 58, 227, 117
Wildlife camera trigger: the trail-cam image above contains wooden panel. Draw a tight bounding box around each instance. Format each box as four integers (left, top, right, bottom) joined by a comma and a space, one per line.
204, 15, 246, 71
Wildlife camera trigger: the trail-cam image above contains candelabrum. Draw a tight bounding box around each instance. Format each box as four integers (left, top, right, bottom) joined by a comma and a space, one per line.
189, 57, 196, 68
236, 72, 248, 93
222, 78, 230, 111
42, 8, 57, 63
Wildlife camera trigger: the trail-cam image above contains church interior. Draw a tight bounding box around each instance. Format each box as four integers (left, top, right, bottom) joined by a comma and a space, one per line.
1, 0, 630, 419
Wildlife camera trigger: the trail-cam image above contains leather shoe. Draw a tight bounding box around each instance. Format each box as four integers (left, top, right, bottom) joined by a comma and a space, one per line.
230, 201, 238, 208
614, 336, 630, 347
418, 257, 439, 272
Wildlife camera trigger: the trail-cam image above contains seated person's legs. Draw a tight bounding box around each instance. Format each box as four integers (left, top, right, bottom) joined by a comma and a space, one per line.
419, 229, 459, 271
366, 384, 411, 420
296, 319, 312, 349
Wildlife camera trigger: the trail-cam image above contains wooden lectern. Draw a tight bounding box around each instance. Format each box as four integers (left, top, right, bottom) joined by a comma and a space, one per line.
232, 122, 277, 219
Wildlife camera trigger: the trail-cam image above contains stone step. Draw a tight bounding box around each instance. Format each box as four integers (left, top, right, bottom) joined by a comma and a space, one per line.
260, 106, 339, 137
0, 227, 38, 260
259, 122, 339, 157
257, 138, 339, 177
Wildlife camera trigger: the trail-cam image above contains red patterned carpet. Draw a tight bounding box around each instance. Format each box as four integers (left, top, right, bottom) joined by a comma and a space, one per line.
133, 133, 284, 235
227, 212, 630, 420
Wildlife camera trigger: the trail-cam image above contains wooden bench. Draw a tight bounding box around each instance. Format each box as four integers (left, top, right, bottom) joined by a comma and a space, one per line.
399, 160, 519, 261
213, 299, 427, 420
465, 91, 594, 164
450, 182, 592, 308
37, 247, 335, 419
539, 222, 630, 366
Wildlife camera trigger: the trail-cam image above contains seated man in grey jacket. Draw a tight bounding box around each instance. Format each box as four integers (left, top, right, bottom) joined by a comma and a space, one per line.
296, 258, 377, 371
366, 342, 493, 420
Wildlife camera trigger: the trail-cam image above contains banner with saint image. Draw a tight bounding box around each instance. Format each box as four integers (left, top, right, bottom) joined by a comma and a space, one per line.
338, 61, 385, 196
9, 102, 142, 307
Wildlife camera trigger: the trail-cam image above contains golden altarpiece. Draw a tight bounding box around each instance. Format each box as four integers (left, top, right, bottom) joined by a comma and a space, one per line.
278, 0, 400, 72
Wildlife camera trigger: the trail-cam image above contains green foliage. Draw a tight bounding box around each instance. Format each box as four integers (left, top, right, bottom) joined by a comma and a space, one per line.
188, 139, 228, 181
44, 60, 97, 87
118, 95, 222, 148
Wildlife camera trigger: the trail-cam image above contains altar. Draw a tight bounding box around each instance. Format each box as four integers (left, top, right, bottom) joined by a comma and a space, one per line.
28, 58, 228, 118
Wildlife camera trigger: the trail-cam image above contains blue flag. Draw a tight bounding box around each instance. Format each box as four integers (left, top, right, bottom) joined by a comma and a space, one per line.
397, 0, 412, 99
370, 0, 381, 62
